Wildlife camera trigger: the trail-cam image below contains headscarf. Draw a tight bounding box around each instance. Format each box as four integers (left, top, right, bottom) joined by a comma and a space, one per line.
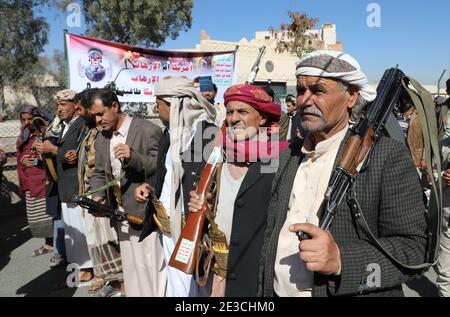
18, 105, 34, 146
222, 84, 289, 162
295, 50, 377, 102
154, 76, 225, 243
18, 106, 50, 148
224, 84, 281, 123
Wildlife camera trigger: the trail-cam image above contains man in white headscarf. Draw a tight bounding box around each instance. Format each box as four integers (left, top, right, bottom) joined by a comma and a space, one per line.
135, 76, 225, 296
258, 50, 428, 297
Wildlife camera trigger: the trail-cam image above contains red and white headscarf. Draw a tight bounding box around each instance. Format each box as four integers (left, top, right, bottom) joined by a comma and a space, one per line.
223, 84, 288, 162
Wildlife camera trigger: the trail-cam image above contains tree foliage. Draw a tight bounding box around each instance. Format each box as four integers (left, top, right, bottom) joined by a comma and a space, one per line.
58, 0, 193, 47
13, 50, 67, 113
0, 0, 49, 114
269, 11, 319, 58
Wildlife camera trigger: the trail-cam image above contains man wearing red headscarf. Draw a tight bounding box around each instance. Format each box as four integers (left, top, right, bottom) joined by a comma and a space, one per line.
188, 84, 288, 297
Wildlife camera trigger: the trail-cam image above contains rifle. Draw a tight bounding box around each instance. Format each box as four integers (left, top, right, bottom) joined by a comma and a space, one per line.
30, 117, 59, 182
297, 68, 405, 240
72, 195, 144, 225
168, 46, 269, 274
168, 125, 226, 274
246, 45, 267, 84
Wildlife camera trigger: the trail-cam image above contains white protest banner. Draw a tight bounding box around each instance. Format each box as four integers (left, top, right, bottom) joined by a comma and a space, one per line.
66, 33, 237, 103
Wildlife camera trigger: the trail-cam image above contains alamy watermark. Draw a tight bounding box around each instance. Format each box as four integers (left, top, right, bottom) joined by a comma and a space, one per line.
66, 3, 81, 28
66, 263, 81, 288
367, 3, 381, 28
366, 263, 381, 288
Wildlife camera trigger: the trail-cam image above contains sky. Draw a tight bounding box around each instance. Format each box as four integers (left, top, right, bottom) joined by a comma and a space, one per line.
39, 0, 450, 85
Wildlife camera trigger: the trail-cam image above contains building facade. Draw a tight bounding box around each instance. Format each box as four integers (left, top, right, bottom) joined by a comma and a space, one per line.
194, 24, 342, 103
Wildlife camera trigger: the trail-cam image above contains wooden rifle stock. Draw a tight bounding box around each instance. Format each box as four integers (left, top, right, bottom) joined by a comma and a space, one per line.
338, 128, 375, 176
169, 125, 226, 274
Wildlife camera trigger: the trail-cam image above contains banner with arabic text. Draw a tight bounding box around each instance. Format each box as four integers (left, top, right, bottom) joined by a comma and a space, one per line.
66, 33, 237, 103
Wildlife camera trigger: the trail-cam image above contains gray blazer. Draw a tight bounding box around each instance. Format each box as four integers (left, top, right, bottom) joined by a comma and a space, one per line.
258, 136, 428, 297
90, 117, 162, 229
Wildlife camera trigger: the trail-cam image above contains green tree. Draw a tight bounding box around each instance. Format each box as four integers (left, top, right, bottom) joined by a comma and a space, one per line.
0, 0, 49, 117
14, 50, 66, 114
269, 11, 319, 57
48, 49, 67, 88
57, 0, 193, 47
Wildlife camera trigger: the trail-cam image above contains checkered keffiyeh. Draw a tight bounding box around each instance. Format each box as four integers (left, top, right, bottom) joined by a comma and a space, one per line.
296, 50, 377, 103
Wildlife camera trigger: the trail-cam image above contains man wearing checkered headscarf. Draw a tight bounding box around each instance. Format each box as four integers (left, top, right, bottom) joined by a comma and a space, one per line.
258, 50, 428, 297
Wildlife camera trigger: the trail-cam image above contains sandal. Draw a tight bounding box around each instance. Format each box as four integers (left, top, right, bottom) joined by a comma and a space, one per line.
88, 277, 105, 294
93, 284, 122, 297
49, 254, 66, 268
32, 245, 53, 257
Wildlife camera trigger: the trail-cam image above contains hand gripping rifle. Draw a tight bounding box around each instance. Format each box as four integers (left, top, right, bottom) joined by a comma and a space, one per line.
168, 125, 226, 274
296, 68, 405, 241
30, 116, 59, 182
72, 195, 144, 225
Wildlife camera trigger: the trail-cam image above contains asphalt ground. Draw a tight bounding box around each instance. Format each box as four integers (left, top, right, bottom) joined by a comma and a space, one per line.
0, 202, 439, 297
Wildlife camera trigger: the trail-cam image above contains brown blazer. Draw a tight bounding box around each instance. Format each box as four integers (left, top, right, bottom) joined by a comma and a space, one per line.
90, 117, 162, 229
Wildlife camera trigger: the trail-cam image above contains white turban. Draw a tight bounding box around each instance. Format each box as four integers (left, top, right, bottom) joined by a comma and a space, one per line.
296, 50, 377, 102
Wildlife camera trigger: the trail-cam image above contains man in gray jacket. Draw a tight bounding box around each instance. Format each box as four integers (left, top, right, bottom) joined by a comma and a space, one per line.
88, 88, 162, 297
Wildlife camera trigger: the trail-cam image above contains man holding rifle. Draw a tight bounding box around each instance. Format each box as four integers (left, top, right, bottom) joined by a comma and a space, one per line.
88, 88, 162, 296
134, 76, 224, 296
258, 50, 429, 297
188, 84, 287, 296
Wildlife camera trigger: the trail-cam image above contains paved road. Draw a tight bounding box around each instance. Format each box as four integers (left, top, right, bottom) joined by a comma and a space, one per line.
0, 203, 88, 297
0, 203, 440, 297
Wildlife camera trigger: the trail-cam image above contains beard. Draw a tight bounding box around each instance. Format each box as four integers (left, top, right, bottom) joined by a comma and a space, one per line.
83, 114, 97, 129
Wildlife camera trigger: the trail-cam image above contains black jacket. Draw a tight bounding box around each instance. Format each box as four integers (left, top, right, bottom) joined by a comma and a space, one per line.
141, 121, 218, 238
224, 161, 275, 297
56, 117, 86, 203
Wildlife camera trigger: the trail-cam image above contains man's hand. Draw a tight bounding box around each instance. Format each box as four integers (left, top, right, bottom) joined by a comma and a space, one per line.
35, 140, 57, 155
91, 196, 107, 217
113, 144, 131, 161
419, 159, 428, 172
64, 150, 78, 164
289, 223, 341, 275
443, 169, 450, 185
135, 183, 154, 204
187, 191, 214, 213
20, 155, 35, 168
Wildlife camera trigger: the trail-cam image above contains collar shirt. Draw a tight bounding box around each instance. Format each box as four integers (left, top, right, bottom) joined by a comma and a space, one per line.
62, 115, 80, 138
110, 115, 133, 181
274, 126, 348, 297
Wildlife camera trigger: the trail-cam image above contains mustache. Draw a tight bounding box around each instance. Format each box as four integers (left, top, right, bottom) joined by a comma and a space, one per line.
230, 123, 246, 130
300, 106, 323, 117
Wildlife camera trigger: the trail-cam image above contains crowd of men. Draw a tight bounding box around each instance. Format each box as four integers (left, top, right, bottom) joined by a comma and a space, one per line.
2, 50, 450, 297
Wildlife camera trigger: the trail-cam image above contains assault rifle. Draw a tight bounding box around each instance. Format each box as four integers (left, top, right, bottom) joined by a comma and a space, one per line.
246, 45, 267, 84
72, 195, 144, 225
297, 68, 405, 240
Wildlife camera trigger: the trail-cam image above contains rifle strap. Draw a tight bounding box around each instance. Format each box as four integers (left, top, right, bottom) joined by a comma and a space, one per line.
347, 192, 433, 270
402, 77, 442, 264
